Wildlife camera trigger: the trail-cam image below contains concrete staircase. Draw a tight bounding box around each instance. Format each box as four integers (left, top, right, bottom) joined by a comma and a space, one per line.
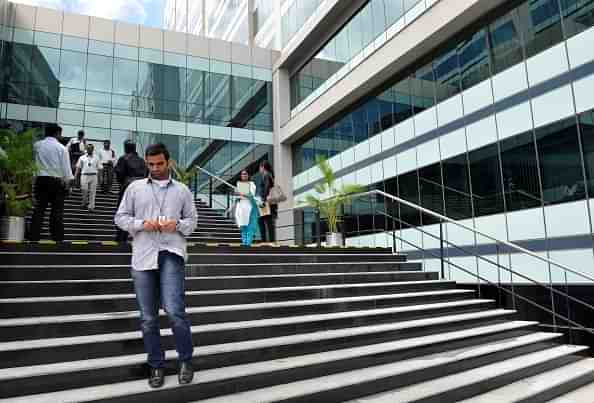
1, 187, 594, 401
36, 183, 241, 244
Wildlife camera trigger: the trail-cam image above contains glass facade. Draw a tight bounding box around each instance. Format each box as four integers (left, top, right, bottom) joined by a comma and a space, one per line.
0, 24, 274, 198
290, 0, 429, 109
281, 0, 323, 47
292, 0, 594, 175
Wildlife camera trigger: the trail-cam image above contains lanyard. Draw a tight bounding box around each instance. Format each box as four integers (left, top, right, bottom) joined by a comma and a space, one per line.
149, 180, 171, 217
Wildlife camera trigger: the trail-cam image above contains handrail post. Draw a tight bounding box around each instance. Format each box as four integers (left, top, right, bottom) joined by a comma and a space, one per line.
315, 209, 321, 248
300, 209, 306, 247
439, 218, 445, 280
208, 177, 213, 208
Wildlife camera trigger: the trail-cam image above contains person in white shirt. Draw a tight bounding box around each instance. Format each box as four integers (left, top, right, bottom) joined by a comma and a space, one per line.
66, 130, 87, 187
30, 124, 74, 242
75, 144, 101, 212
98, 140, 116, 193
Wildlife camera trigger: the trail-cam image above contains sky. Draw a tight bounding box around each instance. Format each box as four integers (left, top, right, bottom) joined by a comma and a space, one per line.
9, 0, 167, 28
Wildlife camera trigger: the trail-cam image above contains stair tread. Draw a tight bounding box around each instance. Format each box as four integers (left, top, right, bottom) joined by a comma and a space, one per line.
0, 303, 502, 353
345, 344, 588, 403
0, 328, 559, 403
0, 271, 428, 284
0, 280, 455, 302
0, 289, 474, 326
0, 320, 536, 383
549, 373, 594, 402
458, 357, 594, 402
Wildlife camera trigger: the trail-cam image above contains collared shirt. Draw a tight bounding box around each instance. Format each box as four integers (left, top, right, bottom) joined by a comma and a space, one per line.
98, 148, 116, 165
76, 153, 101, 175
33, 137, 74, 181
114, 177, 198, 271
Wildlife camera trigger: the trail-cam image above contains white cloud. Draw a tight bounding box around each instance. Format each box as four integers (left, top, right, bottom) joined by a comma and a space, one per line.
10, 0, 149, 24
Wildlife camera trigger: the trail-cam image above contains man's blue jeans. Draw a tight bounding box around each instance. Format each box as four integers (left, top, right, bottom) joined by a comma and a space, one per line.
131, 251, 194, 368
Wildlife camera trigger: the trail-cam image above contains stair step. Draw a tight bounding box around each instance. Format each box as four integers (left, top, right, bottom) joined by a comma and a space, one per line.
0, 262, 422, 280
0, 271, 434, 296
0, 328, 565, 402
0, 281, 468, 317
0, 319, 535, 399
549, 371, 594, 402
341, 345, 588, 403
458, 357, 594, 403
0, 289, 475, 341
0, 302, 500, 368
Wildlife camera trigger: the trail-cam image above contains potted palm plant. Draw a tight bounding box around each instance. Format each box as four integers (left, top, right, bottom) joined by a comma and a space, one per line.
170, 160, 198, 187
302, 156, 364, 247
0, 128, 38, 241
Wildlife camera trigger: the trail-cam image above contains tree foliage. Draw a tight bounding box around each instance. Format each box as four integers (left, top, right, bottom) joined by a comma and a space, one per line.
170, 160, 198, 187
0, 128, 38, 217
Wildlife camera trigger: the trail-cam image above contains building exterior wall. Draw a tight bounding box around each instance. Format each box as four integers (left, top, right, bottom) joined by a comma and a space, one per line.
285, 0, 594, 284
1, 1, 277, 203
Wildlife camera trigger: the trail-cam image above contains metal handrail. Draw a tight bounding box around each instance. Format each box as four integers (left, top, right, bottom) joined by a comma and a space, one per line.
194, 165, 237, 191
277, 188, 594, 282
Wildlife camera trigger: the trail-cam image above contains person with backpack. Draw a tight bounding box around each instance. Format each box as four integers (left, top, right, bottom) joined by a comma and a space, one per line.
98, 140, 117, 193
114, 140, 147, 243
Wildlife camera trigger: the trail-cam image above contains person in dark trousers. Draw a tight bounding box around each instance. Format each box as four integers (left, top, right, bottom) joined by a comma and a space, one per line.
114, 140, 147, 243
115, 143, 197, 388
29, 124, 74, 242
66, 130, 87, 188
257, 160, 277, 244
98, 139, 116, 193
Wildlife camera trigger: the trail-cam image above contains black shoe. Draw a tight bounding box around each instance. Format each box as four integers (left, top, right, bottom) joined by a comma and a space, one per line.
178, 361, 194, 385
148, 367, 165, 388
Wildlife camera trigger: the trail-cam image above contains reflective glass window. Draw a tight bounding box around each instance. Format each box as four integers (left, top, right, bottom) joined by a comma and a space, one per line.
488, 8, 525, 74
579, 110, 594, 197
86, 54, 113, 93
442, 153, 473, 219
59, 50, 87, 89
518, 0, 563, 58
412, 64, 436, 112
468, 143, 505, 217
500, 131, 542, 212
398, 170, 421, 227
459, 28, 491, 90
113, 58, 138, 95
560, 0, 594, 38
418, 163, 444, 224
385, 0, 404, 26
433, 46, 461, 103
535, 117, 585, 205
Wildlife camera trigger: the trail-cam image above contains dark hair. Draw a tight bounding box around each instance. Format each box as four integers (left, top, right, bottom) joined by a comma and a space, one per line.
260, 160, 273, 175
103, 139, 110, 144
145, 142, 170, 161
45, 124, 62, 137
77, 130, 84, 137
123, 140, 136, 154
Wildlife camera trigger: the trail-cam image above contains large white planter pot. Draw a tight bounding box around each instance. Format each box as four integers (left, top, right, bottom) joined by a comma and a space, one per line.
326, 232, 343, 247
0, 216, 26, 241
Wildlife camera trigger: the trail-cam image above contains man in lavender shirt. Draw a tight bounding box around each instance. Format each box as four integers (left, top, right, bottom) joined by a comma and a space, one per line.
115, 143, 197, 388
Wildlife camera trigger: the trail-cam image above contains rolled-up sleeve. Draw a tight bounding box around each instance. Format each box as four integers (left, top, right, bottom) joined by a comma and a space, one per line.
115, 186, 144, 235
176, 187, 197, 236
61, 148, 74, 181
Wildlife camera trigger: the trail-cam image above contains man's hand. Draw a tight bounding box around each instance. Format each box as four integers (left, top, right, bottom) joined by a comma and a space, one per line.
143, 219, 160, 232
159, 219, 177, 233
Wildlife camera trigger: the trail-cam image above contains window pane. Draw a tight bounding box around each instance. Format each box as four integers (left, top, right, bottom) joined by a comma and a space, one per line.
86, 54, 113, 93
442, 153, 473, 220
536, 117, 585, 205
398, 170, 421, 227
59, 50, 87, 89
393, 78, 414, 124
579, 110, 594, 196
412, 65, 435, 112
469, 143, 505, 217
488, 8, 525, 75
113, 58, 138, 95
518, 0, 563, 58
433, 46, 461, 103
500, 131, 542, 212
418, 163, 444, 224
459, 28, 491, 90
560, 0, 594, 38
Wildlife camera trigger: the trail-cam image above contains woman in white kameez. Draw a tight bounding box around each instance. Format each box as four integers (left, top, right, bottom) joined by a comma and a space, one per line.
235, 170, 257, 246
